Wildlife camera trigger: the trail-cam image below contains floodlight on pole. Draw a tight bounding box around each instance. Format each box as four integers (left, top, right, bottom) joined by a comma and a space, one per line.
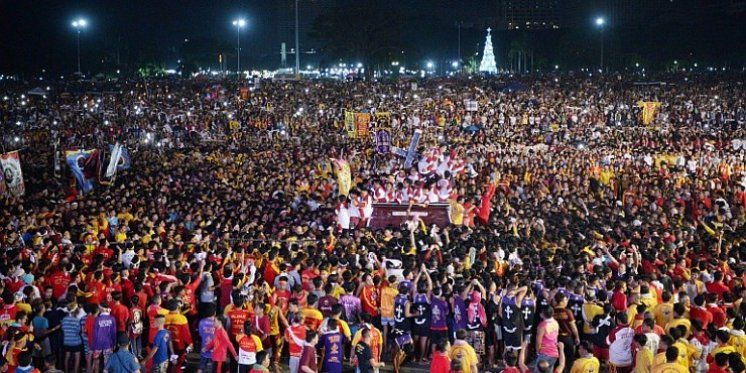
594, 16, 606, 71
71, 18, 88, 74
232, 18, 247, 76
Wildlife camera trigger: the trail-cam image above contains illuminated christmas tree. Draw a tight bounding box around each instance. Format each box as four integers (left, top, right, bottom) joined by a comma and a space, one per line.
479, 27, 498, 74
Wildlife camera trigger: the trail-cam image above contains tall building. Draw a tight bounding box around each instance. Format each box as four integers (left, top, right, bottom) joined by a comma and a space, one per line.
497, 0, 560, 30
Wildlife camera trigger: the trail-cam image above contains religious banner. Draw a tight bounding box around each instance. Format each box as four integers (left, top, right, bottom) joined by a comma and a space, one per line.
0, 151, 24, 197
375, 129, 391, 154
344, 110, 356, 138
637, 101, 662, 125
332, 159, 352, 196
66, 150, 99, 194
355, 113, 371, 138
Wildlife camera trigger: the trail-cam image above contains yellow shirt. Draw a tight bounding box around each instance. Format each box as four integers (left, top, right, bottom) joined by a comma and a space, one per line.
449, 200, 465, 226
673, 340, 698, 368
582, 303, 603, 334
16, 302, 32, 315
570, 356, 600, 373
729, 334, 746, 357
380, 286, 398, 318
709, 345, 736, 360
635, 347, 654, 373
665, 318, 691, 337
329, 285, 345, 299
653, 303, 674, 327
652, 362, 688, 373
450, 343, 478, 373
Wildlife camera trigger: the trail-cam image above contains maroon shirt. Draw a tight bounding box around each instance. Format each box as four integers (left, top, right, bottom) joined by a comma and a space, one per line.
300, 345, 318, 372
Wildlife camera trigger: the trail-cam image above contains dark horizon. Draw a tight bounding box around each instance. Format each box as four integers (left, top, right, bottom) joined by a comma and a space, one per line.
0, 0, 744, 77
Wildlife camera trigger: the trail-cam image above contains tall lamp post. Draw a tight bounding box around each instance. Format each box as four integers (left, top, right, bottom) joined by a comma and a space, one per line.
595, 17, 606, 71
232, 18, 247, 76
71, 18, 87, 74
295, 0, 300, 77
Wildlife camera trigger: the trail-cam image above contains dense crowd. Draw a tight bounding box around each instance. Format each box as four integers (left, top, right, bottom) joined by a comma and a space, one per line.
0, 72, 745, 373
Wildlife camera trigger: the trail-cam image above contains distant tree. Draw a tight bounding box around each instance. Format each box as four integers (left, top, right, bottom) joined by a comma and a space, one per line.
309, 0, 404, 80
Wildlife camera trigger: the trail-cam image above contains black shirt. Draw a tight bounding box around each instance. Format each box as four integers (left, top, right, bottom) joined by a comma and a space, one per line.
355, 342, 373, 373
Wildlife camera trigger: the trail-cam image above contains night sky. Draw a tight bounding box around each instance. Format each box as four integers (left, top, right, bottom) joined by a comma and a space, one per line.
0, 0, 743, 76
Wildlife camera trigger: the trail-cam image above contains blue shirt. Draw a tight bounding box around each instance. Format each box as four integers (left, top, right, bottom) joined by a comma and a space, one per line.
62, 315, 83, 346
152, 329, 171, 364
198, 317, 216, 359
104, 349, 141, 373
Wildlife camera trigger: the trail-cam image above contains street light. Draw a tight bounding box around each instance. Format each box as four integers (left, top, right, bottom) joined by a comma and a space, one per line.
594, 16, 606, 71
71, 18, 87, 74
426, 61, 434, 69
232, 18, 247, 75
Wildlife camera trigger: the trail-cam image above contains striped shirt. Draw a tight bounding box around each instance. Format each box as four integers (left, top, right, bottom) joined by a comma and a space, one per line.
62, 315, 83, 346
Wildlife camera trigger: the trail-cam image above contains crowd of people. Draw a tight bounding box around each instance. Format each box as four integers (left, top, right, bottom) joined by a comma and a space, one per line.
0, 71, 745, 373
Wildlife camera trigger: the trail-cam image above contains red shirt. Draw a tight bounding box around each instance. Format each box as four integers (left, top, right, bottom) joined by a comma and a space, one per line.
707, 304, 727, 328
611, 291, 628, 312
689, 306, 713, 330
47, 271, 71, 300
285, 325, 307, 357
110, 301, 130, 332
705, 281, 729, 300
87, 281, 107, 305
361, 285, 379, 317
431, 351, 451, 373
226, 306, 251, 341
183, 276, 203, 315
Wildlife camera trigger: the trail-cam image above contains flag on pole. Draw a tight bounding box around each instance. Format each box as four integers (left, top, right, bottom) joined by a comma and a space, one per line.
66, 150, 97, 194
0, 151, 24, 197
105, 143, 124, 179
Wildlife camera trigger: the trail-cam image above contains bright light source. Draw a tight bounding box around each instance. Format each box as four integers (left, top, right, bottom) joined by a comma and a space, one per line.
306, 65, 312, 70
14, 137, 20, 143
72, 18, 88, 28
233, 19, 247, 28
426, 61, 434, 69
674, 60, 678, 64
367, 99, 372, 104
391, 61, 399, 66
694, 63, 698, 67
635, 63, 640, 67
554, 65, 559, 69
356, 62, 363, 68
595, 17, 605, 26
451, 61, 459, 68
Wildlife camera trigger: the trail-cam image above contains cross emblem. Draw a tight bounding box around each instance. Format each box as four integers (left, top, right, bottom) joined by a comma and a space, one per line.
417, 305, 426, 315
522, 308, 532, 319
487, 27, 492, 34
395, 307, 404, 321
504, 306, 513, 319
571, 303, 582, 315
391, 129, 422, 169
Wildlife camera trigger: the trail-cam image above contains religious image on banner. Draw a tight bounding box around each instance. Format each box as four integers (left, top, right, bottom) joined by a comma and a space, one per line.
229, 120, 240, 131
637, 101, 662, 125
375, 129, 391, 154
344, 110, 356, 138
0, 151, 25, 197
0, 163, 5, 197
355, 113, 371, 138
332, 159, 352, 196
66, 150, 98, 194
